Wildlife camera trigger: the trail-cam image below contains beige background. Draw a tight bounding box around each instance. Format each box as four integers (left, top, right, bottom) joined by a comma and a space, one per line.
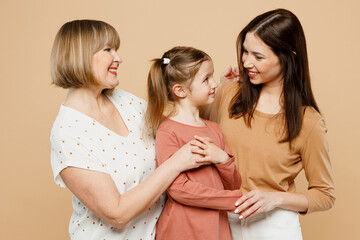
1, 0, 359, 239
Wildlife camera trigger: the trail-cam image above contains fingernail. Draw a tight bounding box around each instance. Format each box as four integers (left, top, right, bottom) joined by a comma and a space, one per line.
234, 209, 239, 214
235, 202, 240, 207
239, 215, 244, 220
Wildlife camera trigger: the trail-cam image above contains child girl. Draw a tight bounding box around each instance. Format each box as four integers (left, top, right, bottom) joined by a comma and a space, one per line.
145, 46, 242, 240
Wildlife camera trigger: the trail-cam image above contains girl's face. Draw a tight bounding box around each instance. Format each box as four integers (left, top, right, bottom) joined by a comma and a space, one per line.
91, 45, 122, 89
242, 32, 283, 88
187, 60, 218, 107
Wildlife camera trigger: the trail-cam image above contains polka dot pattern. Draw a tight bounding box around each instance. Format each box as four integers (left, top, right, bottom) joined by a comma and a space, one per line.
50, 90, 163, 239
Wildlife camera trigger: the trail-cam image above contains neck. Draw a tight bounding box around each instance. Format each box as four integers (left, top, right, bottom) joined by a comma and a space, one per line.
257, 82, 283, 114
64, 85, 108, 114
170, 100, 205, 127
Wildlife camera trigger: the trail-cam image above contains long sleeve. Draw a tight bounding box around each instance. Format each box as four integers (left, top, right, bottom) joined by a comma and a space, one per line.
215, 158, 241, 190
300, 117, 336, 214
167, 171, 242, 211
214, 127, 241, 190
208, 122, 241, 190
155, 129, 241, 211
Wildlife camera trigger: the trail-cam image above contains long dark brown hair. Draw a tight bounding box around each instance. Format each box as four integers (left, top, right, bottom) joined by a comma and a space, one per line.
230, 9, 319, 144
145, 46, 211, 136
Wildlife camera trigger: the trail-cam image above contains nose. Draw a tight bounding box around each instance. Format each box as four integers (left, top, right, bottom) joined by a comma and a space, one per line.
210, 78, 218, 89
113, 51, 122, 64
242, 54, 253, 69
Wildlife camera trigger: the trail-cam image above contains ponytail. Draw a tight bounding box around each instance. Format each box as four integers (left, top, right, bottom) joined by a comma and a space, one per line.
145, 59, 169, 137
145, 46, 211, 137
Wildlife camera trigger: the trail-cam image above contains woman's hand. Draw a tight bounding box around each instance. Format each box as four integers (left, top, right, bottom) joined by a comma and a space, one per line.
190, 135, 230, 164
169, 141, 212, 172
234, 190, 283, 219
220, 65, 241, 84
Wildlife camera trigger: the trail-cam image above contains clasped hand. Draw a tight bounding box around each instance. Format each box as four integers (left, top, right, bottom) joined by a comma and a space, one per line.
190, 135, 230, 164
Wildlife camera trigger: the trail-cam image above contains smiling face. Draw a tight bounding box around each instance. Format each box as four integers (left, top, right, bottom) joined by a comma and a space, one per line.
242, 31, 283, 88
186, 60, 217, 107
91, 45, 122, 90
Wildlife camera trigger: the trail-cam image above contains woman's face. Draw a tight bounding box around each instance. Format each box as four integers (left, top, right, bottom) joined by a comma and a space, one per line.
242, 31, 283, 88
91, 46, 122, 89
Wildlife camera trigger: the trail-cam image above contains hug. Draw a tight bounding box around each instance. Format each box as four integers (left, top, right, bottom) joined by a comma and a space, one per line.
50, 8, 335, 240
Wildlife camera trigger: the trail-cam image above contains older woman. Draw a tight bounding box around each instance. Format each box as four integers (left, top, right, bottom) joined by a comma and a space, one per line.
50, 20, 212, 239
210, 9, 335, 239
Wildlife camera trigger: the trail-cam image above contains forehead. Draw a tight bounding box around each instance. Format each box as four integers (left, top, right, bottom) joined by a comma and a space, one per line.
195, 60, 214, 76
243, 32, 273, 54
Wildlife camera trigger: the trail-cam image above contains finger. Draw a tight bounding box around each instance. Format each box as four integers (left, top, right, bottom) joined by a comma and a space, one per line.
235, 191, 254, 207
193, 135, 210, 145
245, 207, 261, 219
195, 157, 212, 164
221, 65, 233, 78
191, 147, 205, 156
234, 194, 258, 213
240, 201, 262, 219
203, 137, 214, 143
190, 140, 206, 150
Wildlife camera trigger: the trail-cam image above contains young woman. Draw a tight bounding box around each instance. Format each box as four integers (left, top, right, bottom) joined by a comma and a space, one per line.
145, 46, 242, 240
210, 9, 335, 239
50, 20, 216, 239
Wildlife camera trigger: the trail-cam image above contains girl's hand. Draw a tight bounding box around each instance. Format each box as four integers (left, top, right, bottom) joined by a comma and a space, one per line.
234, 190, 282, 219
220, 65, 241, 84
190, 135, 230, 164
170, 141, 212, 172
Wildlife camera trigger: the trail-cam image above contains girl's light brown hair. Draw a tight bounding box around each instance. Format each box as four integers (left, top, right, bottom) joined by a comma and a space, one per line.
145, 46, 211, 136
50, 19, 120, 88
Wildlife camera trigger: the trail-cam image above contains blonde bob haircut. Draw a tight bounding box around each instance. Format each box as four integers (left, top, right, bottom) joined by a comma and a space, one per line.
50, 19, 120, 88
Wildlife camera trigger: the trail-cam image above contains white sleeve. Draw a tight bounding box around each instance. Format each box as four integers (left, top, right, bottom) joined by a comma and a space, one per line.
50, 133, 108, 188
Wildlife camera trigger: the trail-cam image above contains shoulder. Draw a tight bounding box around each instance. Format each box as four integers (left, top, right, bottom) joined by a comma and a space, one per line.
157, 119, 176, 133
155, 119, 179, 145
108, 89, 147, 110
215, 82, 240, 107
298, 107, 327, 142
111, 89, 145, 102
51, 106, 79, 140
302, 107, 326, 131
218, 82, 240, 97
204, 119, 222, 131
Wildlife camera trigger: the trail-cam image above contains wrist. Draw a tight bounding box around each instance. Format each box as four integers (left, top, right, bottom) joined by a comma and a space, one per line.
163, 156, 183, 175
217, 152, 230, 164
273, 192, 285, 208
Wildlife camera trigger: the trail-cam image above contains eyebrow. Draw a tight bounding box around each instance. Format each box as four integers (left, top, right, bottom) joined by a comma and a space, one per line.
243, 46, 265, 57
253, 51, 265, 56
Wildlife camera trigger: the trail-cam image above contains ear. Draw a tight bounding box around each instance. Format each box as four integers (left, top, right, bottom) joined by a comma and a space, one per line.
172, 84, 187, 98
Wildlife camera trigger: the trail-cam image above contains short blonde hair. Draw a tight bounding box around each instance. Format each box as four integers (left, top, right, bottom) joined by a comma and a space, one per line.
50, 20, 120, 88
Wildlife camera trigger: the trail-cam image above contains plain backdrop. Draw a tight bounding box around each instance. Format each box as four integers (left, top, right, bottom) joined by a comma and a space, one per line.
1, 0, 359, 239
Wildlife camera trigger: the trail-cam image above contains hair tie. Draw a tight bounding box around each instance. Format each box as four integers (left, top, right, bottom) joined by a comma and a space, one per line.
163, 58, 170, 65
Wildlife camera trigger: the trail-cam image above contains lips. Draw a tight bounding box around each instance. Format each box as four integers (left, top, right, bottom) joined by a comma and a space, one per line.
248, 71, 259, 78
209, 92, 215, 97
108, 67, 117, 76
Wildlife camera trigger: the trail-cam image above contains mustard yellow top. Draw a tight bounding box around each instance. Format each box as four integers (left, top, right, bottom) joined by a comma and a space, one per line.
210, 82, 335, 214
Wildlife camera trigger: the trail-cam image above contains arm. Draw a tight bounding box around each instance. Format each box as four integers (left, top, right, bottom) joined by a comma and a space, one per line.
156, 131, 241, 211
234, 117, 335, 219
192, 135, 241, 190
59, 140, 205, 229
215, 156, 241, 190
166, 171, 242, 211
299, 117, 336, 214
